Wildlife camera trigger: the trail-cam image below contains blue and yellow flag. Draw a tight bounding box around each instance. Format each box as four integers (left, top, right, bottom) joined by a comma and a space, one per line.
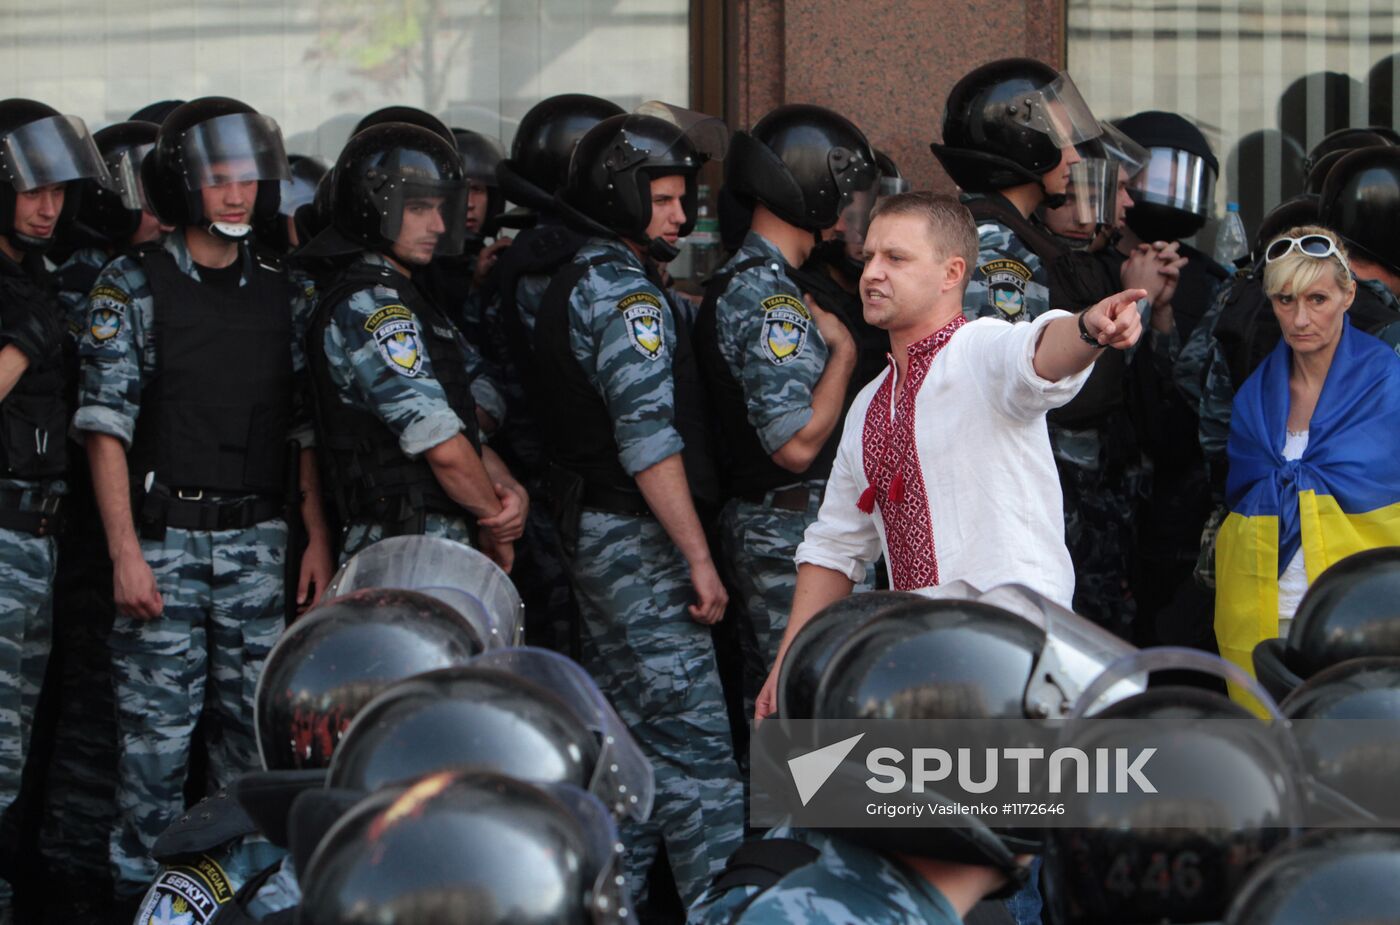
1216, 318, 1400, 693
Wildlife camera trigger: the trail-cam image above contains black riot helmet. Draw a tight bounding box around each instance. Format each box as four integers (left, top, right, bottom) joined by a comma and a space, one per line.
776, 590, 928, 720
1319, 145, 1400, 275
128, 99, 185, 125
794, 585, 1140, 882
1044, 686, 1303, 925
451, 128, 506, 237
1280, 657, 1400, 822
498, 94, 625, 212
559, 104, 728, 262
931, 58, 1101, 204
1254, 547, 1400, 701
0, 98, 110, 250
253, 153, 327, 254
141, 96, 290, 241
253, 588, 485, 771
302, 122, 468, 260
1303, 126, 1394, 177
297, 772, 634, 924
875, 149, 911, 197
725, 103, 877, 232
1116, 110, 1220, 242
327, 650, 655, 822
1252, 193, 1319, 261
68, 119, 160, 249
352, 105, 455, 146
1225, 830, 1400, 925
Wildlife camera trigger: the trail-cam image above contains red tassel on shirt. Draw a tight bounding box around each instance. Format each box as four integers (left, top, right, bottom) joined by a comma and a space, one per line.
856, 484, 876, 514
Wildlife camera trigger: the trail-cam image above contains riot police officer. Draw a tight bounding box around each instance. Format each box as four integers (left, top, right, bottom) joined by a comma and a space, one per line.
0, 97, 107, 921
532, 105, 743, 910
72, 96, 335, 900
694, 103, 877, 714
300, 122, 525, 564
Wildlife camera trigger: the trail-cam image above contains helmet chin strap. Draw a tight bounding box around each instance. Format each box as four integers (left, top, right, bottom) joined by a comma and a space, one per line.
644, 235, 679, 263
10, 231, 55, 254
208, 221, 253, 242
1040, 181, 1068, 211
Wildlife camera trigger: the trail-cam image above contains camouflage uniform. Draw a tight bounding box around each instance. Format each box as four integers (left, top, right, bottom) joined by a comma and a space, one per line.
37, 246, 121, 896
710, 232, 834, 707
963, 199, 1159, 636
73, 232, 312, 895
316, 252, 488, 559
558, 238, 743, 911
0, 251, 72, 912
705, 830, 960, 925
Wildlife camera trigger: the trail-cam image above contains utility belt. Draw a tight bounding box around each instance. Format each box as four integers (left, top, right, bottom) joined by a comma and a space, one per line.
545, 463, 653, 558
0, 488, 66, 538
736, 482, 823, 514
137, 483, 282, 540
350, 485, 475, 540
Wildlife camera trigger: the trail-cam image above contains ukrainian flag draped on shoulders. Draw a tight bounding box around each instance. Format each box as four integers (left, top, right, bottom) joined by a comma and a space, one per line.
1216, 316, 1400, 685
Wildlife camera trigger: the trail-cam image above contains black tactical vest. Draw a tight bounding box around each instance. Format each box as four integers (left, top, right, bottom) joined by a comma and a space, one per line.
0, 257, 70, 480
128, 244, 296, 496
534, 251, 717, 507
496, 221, 590, 412
693, 256, 852, 499
308, 261, 481, 527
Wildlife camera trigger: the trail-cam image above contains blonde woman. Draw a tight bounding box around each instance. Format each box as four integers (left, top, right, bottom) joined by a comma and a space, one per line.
1215, 225, 1400, 689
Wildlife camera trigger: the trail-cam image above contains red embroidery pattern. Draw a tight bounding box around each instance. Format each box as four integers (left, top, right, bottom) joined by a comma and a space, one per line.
859, 315, 966, 590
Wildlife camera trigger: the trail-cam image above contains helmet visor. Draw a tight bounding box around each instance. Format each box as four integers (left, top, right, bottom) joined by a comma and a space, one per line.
324, 536, 523, 648
1096, 121, 1150, 177
279, 172, 319, 217
468, 647, 654, 823
634, 101, 729, 162
0, 114, 112, 192
371, 156, 469, 258
1018, 73, 1102, 149
1067, 158, 1115, 227
106, 143, 154, 211
179, 111, 290, 191
537, 784, 636, 923
833, 184, 878, 262
1130, 147, 1216, 217
878, 172, 912, 197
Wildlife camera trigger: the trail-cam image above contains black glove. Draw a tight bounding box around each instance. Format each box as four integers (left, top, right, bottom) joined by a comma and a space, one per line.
0, 274, 66, 364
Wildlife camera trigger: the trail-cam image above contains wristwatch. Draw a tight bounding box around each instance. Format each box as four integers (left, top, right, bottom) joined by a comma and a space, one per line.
1078, 311, 1108, 348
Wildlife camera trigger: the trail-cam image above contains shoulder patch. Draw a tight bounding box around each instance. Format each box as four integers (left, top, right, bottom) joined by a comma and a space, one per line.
759, 293, 810, 366
365, 304, 424, 377
134, 857, 232, 924
978, 258, 1032, 318
617, 291, 664, 360
88, 284, 131, 342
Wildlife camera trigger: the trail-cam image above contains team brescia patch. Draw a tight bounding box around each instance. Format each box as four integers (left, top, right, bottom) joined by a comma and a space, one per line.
618, 291, 664, 360
365, 304, 424, 377
759, 294, 810, 366
979, 258, 1032, 318
88, 284, 130, 342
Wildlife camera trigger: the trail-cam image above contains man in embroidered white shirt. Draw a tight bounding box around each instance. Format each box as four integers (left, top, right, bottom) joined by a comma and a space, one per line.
754, 191, 1145, 721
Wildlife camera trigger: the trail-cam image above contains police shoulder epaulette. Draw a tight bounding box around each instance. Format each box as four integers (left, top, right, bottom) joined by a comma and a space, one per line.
151, 789, 258, 862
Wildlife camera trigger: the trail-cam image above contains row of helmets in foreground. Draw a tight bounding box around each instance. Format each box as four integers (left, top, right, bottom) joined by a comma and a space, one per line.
234, 536, 1400, 924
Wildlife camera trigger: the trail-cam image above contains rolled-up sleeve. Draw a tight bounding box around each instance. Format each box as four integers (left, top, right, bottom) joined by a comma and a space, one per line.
962, 312, 1091, 422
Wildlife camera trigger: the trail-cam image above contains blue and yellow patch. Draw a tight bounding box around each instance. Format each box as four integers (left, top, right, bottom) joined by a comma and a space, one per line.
618, 291, 664, 360
980, 258, 1031, 318
365, 304, 424, 377
759, 293, 810, 366
88, 284, 130, 342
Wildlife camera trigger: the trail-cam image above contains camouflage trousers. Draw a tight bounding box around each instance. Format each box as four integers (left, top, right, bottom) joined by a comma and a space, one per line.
0, 527, 56, 910
716, 490, 821, 717
1058, 458, 1140, 639
37, 523, 117, 890
109, 520, 287, 896
567, 511, 744, 914
339, 512, 472, 561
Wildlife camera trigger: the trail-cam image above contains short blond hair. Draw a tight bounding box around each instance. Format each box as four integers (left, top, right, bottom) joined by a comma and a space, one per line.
1262, 225, 1354, 298
869, 191, 978, 286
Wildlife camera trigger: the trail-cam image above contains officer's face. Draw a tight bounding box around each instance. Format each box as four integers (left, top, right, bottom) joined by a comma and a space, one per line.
1043, 145, 1081, 197
465, 180, 489, 233
392, 196, 448, 266
12, 183, 65, 240
860, 212, 964, 332
201, 162, 258, 227
644, 174, 687, 246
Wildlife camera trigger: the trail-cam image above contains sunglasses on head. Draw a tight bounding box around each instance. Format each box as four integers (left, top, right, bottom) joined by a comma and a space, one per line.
1264, 234, 1351, 274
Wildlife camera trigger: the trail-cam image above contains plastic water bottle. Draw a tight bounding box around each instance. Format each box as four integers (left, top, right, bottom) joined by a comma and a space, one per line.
1213, 201, 1249, 267
688, 183, 721, 279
